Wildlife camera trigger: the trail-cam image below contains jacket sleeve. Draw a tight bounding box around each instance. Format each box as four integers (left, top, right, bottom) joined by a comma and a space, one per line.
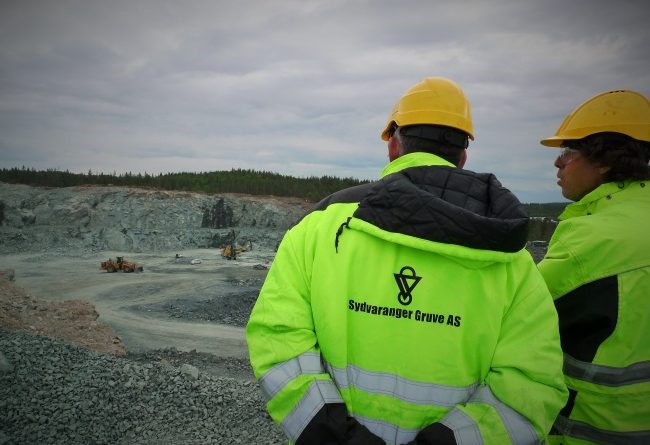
537, 221, 584, 299
414, 257, 568, 445
246, 221, 385, 445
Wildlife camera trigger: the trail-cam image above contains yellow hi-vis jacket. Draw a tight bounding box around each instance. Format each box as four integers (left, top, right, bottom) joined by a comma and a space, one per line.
539, 180, 650, 445
247, 153, 568, 445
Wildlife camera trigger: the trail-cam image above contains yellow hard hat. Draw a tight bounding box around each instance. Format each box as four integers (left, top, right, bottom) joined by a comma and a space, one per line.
541, 89, 650, 147
381, 77, 474, 141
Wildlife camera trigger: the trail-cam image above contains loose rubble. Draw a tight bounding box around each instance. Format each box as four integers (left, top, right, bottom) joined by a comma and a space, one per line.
0, 273, 284, 444
0, 329, 285, 445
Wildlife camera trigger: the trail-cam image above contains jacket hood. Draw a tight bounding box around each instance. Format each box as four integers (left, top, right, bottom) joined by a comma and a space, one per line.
350, 153, 529, 259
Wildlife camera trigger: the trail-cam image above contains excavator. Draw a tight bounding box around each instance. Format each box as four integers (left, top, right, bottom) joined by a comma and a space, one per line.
220, 230, 252, 260
100, 256, 144, 273
221, 244, 250, 260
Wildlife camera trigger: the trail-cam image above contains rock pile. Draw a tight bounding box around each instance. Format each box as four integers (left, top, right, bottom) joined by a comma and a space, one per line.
0, 329, 285, 445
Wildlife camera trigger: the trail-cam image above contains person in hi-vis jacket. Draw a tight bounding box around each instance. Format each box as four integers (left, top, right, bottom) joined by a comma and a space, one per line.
247, 76, 568, 445
539, 89, 650, 445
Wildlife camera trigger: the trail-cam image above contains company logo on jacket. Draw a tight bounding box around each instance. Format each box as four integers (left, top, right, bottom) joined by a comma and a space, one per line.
394, 266, 421, 306
347, 265, 461, 327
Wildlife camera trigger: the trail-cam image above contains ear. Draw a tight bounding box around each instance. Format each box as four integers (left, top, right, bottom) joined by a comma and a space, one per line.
457, 149, 468, 168
388, 135, 401, 161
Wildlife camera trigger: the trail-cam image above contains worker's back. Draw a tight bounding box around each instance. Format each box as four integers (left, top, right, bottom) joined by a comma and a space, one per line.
247, 153, 568, 445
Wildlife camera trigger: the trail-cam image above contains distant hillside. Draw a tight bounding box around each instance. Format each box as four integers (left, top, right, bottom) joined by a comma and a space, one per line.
1, 167, 567, 218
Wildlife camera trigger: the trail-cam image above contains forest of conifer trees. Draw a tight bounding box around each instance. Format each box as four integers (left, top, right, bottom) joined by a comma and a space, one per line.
0, 167, 368, 203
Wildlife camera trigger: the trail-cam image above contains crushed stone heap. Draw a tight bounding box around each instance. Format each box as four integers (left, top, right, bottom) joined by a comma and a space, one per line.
0, 329, 285, 445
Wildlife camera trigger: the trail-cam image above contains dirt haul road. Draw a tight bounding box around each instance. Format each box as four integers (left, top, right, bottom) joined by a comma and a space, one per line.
0, 248, 274, 358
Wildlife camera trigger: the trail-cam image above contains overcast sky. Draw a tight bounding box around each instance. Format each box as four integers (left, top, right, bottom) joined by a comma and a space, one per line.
1, 0, 649, 203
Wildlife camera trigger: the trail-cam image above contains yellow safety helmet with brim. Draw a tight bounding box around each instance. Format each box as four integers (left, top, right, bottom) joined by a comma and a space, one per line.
381, 76, 474, 141
541, 89, 650, 147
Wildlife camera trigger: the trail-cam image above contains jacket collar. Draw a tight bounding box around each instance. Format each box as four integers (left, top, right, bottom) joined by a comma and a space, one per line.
354, 155, 529, 254
559, 181, 633, 220
381, 152, 454, 178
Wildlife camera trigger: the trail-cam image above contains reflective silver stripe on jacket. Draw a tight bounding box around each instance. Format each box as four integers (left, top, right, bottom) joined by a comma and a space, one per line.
469, 385, 540, 444
440, 408, 483, 445
281, 379, 343, 443
564, 354, 650, 386
259, 351, 324, 400
555, 415, 650, 445
325, 361, 477, 406
263, 357, 539, 444
352, 385, 538, 445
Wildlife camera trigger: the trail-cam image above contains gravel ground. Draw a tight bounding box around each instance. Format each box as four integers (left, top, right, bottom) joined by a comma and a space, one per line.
0, 329, 286, 445
130, 277, 263, 328
0, 247, 292, 444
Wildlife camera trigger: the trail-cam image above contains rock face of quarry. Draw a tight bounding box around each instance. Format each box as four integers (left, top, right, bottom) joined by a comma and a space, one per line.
0, 182, 558, 254
0, 182, 311, 254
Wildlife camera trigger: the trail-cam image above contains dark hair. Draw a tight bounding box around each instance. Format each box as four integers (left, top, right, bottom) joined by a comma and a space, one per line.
396, 125, 468, 166
565, 132, 650, 182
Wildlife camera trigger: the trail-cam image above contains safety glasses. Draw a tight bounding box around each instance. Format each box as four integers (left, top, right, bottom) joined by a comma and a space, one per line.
557, 147, 581, 165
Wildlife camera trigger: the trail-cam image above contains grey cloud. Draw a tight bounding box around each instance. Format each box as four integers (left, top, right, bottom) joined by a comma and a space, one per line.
1, 0, 649, 202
